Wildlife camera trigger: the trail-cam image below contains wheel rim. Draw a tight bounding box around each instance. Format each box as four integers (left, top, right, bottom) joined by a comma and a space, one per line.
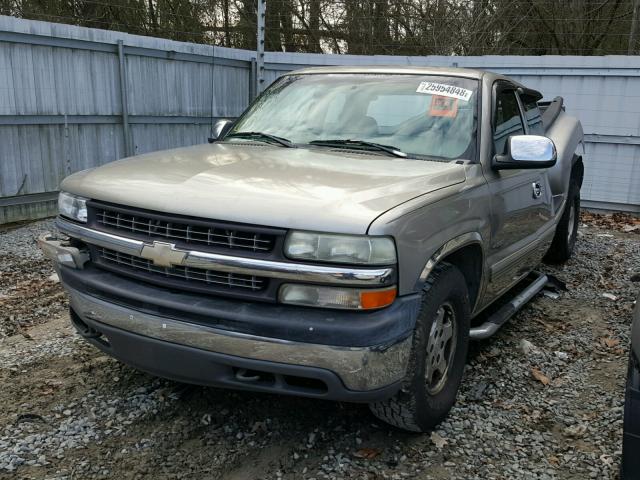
425, 302, 457, 395
567, 201, 576, 244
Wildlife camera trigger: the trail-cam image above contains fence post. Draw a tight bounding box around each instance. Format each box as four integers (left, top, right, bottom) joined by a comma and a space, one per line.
256, 0, 266, 95
117, 40, 133, 157
63, 114, 71, 176
250, 57, 257, 101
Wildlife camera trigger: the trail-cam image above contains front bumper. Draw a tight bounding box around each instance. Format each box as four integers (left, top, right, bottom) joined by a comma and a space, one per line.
67, 284, 412, 397
67, 287, 410, 401
40, 232, 418, 400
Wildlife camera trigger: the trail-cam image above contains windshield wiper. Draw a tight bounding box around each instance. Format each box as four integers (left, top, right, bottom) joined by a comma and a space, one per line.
308, 139, 408, 158
225, 131, 295, 148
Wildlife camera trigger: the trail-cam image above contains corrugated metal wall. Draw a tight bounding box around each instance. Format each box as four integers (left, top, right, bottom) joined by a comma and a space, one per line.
1, 16, 638, 223
0, 16, 255, 223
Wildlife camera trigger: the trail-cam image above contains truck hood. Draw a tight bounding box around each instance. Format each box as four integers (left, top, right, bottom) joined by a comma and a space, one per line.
62, 143, 466, 234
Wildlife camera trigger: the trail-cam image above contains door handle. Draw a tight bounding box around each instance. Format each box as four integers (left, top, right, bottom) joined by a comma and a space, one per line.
532, 182, 542, 199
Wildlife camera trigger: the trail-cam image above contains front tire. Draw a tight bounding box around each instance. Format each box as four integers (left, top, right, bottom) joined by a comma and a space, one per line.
369, 263, 470, 432
544, 178, 580, 264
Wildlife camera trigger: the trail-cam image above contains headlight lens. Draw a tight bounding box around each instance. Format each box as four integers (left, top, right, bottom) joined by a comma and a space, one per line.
285, 231, 396, 265
58, 191, 88, 223
279, 284, 397, 310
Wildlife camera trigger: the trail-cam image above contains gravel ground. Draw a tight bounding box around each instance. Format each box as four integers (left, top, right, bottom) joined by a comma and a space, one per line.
0, 214, 638, 480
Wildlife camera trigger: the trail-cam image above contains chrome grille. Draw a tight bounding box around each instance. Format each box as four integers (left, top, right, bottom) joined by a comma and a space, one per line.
93, 207, 275, 253
96, 247, 266, 291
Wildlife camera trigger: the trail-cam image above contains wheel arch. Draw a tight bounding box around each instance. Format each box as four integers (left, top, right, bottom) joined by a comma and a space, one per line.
572, 154, 584, 188
417, 233, 486, 312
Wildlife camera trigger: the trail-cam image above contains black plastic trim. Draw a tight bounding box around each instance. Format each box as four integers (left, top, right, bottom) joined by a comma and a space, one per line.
540, 96, 564, 130
60, 265, 420, 347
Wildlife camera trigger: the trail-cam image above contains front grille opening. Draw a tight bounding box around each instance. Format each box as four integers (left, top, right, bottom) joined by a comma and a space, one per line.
96, 247, 267, 292
283, 375, 328, 393
94, 207, 276, 253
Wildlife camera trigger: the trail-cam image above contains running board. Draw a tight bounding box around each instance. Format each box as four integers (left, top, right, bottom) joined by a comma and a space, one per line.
469, 272, 549, 340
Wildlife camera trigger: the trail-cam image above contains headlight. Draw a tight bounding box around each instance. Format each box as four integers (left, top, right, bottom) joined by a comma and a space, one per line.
58, 191, 88, 223
279, 284, 397, 310
285, 231, 396, 265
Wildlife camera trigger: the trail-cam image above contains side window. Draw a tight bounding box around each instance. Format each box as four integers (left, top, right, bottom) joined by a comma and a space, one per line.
493, 89, 524, 155
520, 94, 545, 135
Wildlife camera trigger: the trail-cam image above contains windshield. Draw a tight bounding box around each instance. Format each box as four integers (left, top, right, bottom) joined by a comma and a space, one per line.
228, 74, 478, 160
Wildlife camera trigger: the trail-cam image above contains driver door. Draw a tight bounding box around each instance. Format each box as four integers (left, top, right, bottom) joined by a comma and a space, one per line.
483, 84, 554, 300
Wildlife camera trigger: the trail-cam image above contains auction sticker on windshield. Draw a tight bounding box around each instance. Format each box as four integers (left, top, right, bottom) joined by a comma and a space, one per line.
416, 82, 473, 101
430, 96, 458, 117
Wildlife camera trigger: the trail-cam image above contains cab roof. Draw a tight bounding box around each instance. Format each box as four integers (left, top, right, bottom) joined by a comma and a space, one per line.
287, 65, 539, 99
290, 65, 488, 80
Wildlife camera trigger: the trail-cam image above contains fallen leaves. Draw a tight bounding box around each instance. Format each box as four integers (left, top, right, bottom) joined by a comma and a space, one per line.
581, 211, 640, 233
353, 447, 381, 459
430, 432, 448, 449
600, 454, 614, 466
519, 339, 539, 356
39, 379, 63, 397
622, 225, 640, 233
599, 337, 620, 349
564, 424, 588, 438
531, 368, 551, 386
548, 455, 560, 466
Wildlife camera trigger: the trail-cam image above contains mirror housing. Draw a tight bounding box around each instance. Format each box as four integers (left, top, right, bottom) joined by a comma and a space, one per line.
492, 135, 557, 170
207, 119, 234, 143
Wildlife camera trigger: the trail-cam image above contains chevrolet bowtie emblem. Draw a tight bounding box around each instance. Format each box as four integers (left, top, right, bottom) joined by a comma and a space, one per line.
140, 241, 187, 267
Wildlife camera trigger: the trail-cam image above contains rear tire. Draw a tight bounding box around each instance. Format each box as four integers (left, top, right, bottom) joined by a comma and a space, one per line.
544, 178, 580, 264
369, 263, 470, 432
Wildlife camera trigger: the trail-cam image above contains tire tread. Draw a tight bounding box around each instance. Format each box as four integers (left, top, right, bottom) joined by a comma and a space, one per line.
369, 262, 456, 432
545, 178, 580, 264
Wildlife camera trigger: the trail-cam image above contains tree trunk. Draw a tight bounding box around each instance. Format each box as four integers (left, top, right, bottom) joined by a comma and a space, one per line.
148, 0, 158, 34
265, 0, 283, 51
309, 0, 321, 52
630, 0, 640, 54
223, 0, 230, 47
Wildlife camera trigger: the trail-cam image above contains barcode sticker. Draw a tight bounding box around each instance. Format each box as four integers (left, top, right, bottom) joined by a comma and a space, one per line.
416, 82, 473, 101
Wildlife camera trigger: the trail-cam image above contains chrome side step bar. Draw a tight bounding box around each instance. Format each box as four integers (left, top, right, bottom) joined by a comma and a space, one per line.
469, 272, 549, 340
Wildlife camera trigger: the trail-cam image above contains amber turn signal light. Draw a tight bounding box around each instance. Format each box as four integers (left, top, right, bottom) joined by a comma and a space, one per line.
360, 287, 397, 310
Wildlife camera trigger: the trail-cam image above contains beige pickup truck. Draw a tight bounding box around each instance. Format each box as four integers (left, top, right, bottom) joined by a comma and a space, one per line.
40, 66, 584, 432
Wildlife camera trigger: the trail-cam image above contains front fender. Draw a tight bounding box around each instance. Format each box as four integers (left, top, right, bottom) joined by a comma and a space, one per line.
367, 165, 491, 297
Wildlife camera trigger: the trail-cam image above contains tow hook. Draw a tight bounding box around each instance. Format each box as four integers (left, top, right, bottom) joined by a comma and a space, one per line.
235, 368, 261, 382
70, 309, 102, 339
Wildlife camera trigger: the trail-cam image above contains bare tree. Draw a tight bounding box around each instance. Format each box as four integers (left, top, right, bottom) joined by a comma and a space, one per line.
3, 0, 636, 55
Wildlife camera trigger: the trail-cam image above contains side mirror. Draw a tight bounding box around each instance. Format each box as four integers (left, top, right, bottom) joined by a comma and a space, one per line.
492, 135, 557, 170
207, 119, 234, 143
